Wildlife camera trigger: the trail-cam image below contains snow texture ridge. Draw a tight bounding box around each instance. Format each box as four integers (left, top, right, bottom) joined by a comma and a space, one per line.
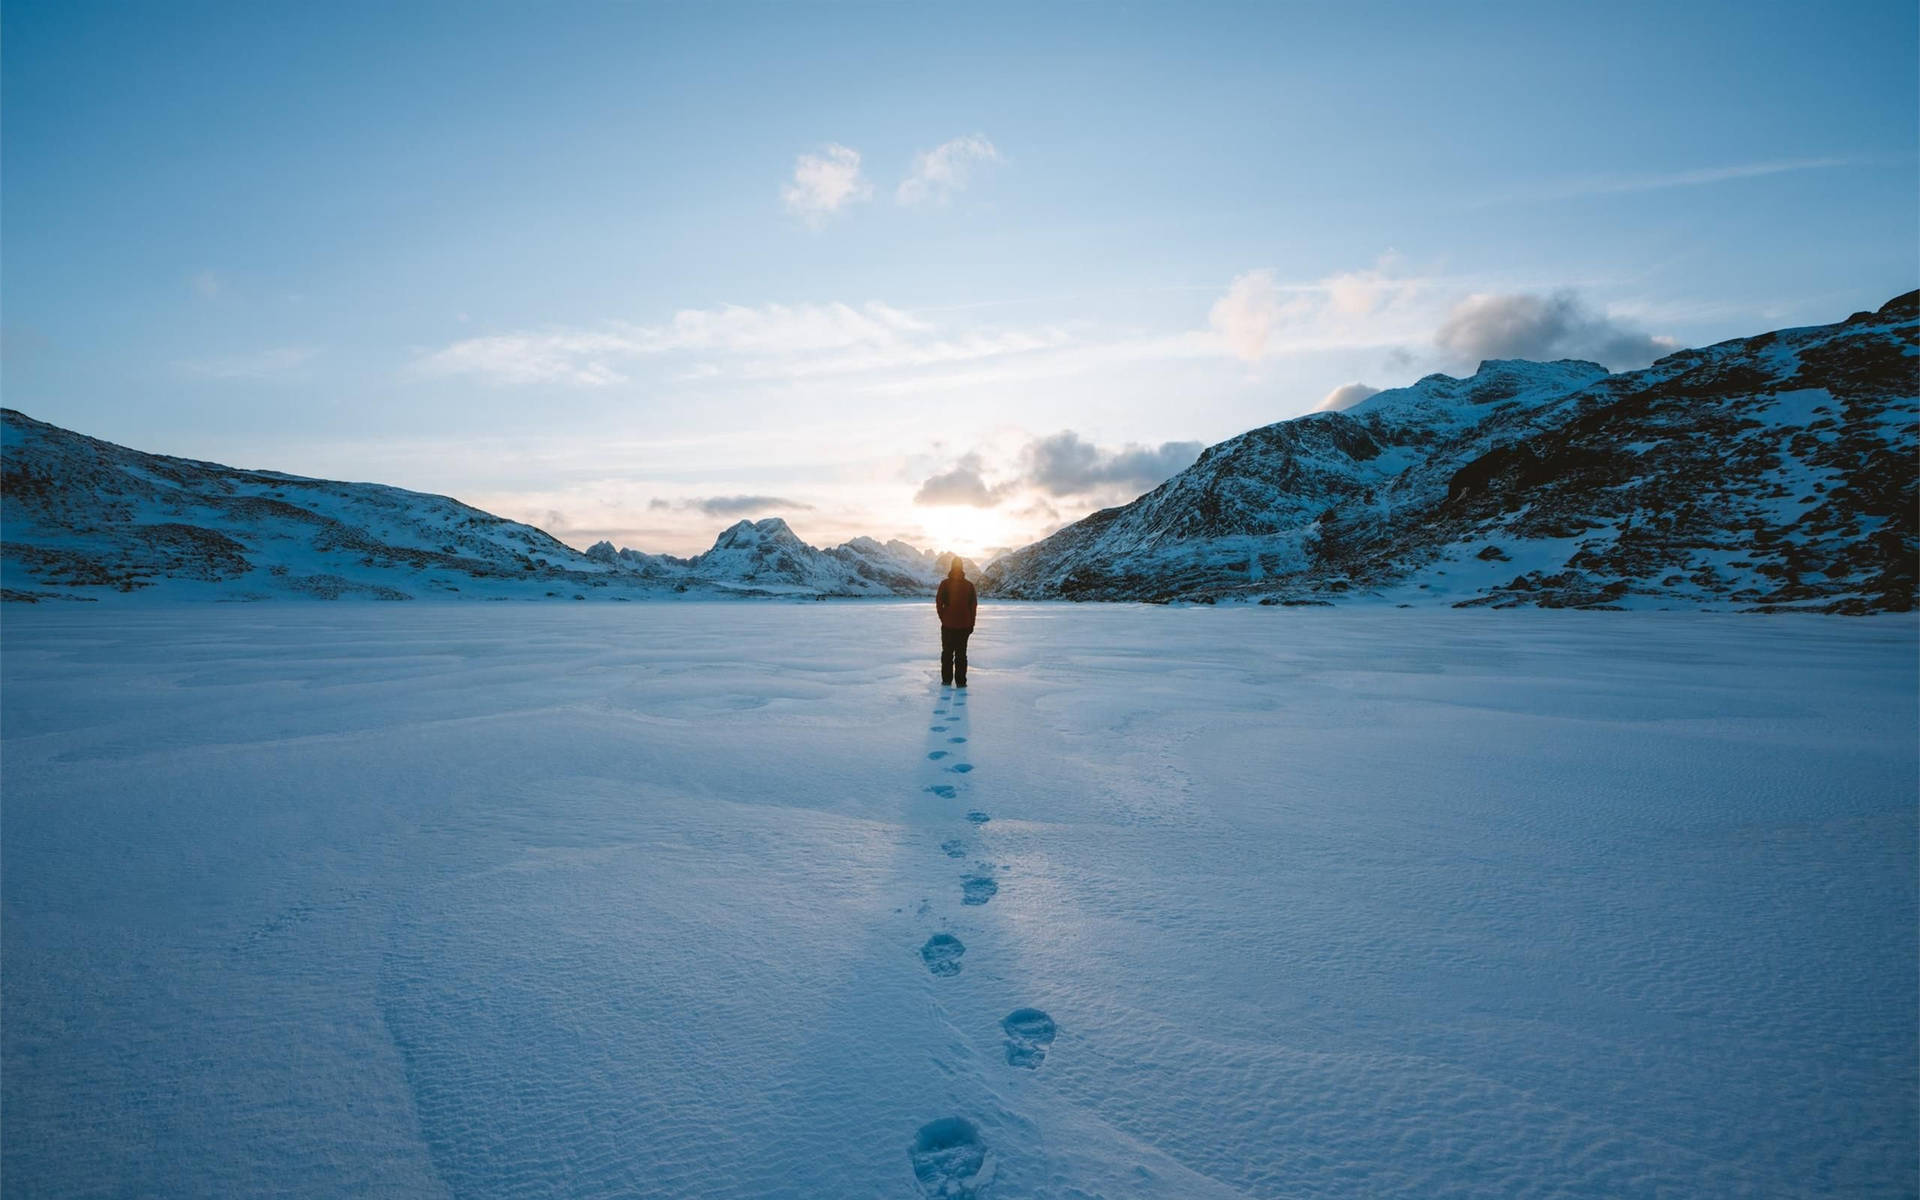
983, 292, 1918, 612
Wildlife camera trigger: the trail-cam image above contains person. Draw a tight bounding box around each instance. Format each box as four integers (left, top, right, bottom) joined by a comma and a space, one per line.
935, 559, 978, 688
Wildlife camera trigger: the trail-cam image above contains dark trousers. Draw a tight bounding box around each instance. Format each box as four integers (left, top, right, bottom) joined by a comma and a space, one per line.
940, 627, 972, 685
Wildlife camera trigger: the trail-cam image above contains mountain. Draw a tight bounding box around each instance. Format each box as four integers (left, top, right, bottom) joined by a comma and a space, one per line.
596, 518, 957, 596
984, 292, 1918, 612
0, 411, 952, 601
8, 294, 1913, 610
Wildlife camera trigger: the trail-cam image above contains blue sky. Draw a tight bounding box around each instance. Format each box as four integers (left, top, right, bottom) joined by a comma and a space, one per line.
5, 1, 1915, 556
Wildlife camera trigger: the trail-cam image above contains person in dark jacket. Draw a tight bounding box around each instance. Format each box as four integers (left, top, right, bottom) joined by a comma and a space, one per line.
935, 560, 978, 688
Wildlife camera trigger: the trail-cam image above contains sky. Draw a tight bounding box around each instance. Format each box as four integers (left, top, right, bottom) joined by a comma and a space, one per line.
4, 1, 1916, 559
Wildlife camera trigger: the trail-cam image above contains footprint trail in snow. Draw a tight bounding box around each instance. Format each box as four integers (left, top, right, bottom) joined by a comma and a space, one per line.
903, 675, 1060, 1194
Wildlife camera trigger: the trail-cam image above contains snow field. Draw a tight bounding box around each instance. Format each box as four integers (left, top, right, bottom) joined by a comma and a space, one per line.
2, 602, 1914, 1197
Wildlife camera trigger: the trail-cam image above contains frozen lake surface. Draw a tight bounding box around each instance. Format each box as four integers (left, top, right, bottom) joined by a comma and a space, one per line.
3, 603, 1915, 1198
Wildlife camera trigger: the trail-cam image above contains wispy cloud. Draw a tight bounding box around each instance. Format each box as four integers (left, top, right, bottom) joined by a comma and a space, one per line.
417, 332, 637, 386
1208, 270, 1285, 361
782, 143, 872, 225
176, 346, 318, 379
1206, 257, 1433, 363
189, 270, 223, 300
1489, 157, 1856, 206
414, 301, 1066, 387
897, 134, 1002, 205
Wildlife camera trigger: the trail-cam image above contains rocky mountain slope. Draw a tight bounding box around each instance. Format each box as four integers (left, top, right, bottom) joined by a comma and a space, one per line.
0, 411, 954, 601
984, 292, 1917, 612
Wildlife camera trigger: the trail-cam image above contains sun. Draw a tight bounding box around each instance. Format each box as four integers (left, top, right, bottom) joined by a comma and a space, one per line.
913, 506, 1020, 562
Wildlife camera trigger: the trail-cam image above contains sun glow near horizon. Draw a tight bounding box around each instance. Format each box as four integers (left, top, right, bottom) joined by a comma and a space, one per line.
910, 503, 1032, 564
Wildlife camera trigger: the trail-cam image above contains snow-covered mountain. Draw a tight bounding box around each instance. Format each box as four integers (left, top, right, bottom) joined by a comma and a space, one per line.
591, 518, 959, 596
7, 293, 1912, 609
984, 292, 1918, 612
0, 411, 955, 601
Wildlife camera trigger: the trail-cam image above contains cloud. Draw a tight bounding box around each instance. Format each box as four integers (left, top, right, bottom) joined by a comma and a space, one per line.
897, 134, 1002, 205
1208, 269, 1288, 362
176, 346, 319, 379
914, 432, 1202, 512
648, 495, 813, 516
643, 300, 929, 354
413, 331, 632, 385
1495, 157, 1856, 206
1204, 257, 1440, 364
782, 143, 871, 224
189, 270, 222, 299
414, 300, 1064, 386
1315, 382, 1380, 412
1321, 256, 1419, 316
1434, 291, 1678, 369
689, 495, 813, 517
1021, 431, 1202, 496
914, 454, 1003, 507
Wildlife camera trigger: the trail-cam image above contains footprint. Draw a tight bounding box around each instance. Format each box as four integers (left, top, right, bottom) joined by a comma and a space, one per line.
940, 839, 967, 859
961, 874, 998, 906
909, 1117, 993, 1198
1001, 1009, 1057, 1069
948, 763, 974, 774
931, 725, 947, 732
920, 934, 965, 977
926, 785, 958, 799
965, 810, 989, 824
948, 736, 967, 744
928, 750, 949, 760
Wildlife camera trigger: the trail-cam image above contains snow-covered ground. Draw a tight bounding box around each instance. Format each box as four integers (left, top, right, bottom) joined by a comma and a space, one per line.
3, 603, 1914, 1198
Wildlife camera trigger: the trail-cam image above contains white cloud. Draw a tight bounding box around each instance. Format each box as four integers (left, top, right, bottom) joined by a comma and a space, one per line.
1321, 254, 1419, 316
782, 143, 872, 225
897, 134, 1002, 205
1204, 259, 1430, 363
176, 346, 318, 379
414, 301, 1068, 387
1315, 382, 1380, 412
1208, 270, 1290, 362
645, 300, 929, 355
415, 331, 635, 386
190, 270, 223, 299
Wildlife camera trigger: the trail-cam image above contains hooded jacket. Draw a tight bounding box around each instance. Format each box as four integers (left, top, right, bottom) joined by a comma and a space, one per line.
936, 569, 978, 631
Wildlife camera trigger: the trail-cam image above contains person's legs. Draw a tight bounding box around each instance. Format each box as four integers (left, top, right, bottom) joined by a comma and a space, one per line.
940, 627, 957, 685
954, 629, 970, 687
